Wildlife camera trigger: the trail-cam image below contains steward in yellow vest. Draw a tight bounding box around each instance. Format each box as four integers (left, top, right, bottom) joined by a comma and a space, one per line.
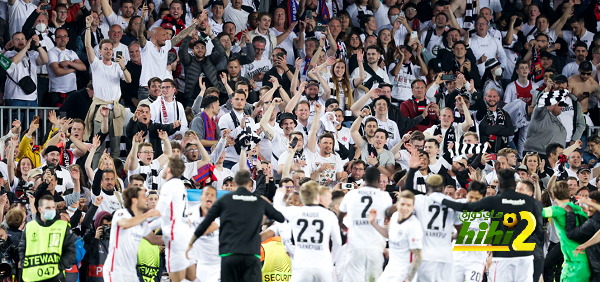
260, 236, 291, 282
18, 195, 77, 282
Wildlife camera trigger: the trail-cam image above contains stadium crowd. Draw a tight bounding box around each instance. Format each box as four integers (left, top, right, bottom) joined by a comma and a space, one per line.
2, 0, 600, 281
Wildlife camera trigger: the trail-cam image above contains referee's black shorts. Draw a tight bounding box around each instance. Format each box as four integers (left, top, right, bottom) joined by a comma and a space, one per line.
221, 254, 261, 282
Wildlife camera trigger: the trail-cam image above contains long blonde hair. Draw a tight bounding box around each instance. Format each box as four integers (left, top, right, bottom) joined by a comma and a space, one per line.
330, 59, 354, 107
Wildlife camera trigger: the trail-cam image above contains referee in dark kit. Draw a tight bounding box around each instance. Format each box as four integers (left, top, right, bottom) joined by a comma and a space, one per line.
187, 170, 285, 282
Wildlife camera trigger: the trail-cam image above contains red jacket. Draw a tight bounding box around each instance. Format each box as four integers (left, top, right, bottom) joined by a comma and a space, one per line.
399, 98, 438, 133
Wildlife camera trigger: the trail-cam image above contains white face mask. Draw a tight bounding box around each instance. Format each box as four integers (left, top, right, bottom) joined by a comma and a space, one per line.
494, 67, 503, 77
36, 23, 47, 33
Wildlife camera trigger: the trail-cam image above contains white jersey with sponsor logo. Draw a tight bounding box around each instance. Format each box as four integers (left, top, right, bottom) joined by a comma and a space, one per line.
339, 187, 393, 250
380, 212, 423, 281
278, 205, 342, 270
187, 207, 220, 266
155, 178, 191, 241
103, 208, 152, 280
414, 192, 461, 262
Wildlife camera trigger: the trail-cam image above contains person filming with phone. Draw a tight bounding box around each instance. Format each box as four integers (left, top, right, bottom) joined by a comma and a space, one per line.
83, 15, 132, 166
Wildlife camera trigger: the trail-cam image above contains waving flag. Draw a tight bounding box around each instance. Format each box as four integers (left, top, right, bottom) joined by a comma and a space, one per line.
286, 0, 298, 27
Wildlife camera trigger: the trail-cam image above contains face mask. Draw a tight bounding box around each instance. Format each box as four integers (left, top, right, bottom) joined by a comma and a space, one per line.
494, 67, 503, 77
42, 210, 56, 220
390, 15, 399, 24
35, 23, 47, 33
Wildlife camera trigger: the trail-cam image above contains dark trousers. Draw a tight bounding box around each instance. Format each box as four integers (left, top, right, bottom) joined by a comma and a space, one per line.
543, 242, 563, 282
221, 254, 261, 282
591, 271, 600, 282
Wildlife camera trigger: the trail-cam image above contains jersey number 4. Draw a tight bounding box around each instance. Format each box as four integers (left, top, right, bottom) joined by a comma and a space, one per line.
297, 219, 324, 244
427, 205, 449, 231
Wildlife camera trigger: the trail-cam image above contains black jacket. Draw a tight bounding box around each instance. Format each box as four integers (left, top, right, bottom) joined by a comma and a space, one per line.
566, 211, 600, 273
125, 119, 179, 156
58, 88, 93, 120
442, 189, 544, 258
193, 187, 284, 256
179, 36, 226, 104
18, 214, 77, 281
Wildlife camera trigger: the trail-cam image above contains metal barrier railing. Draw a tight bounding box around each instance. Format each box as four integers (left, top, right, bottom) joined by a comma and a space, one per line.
1, 106, 59, 144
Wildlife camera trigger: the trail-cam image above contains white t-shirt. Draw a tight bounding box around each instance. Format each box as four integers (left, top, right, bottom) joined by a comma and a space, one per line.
187, 207, 220, 265
350, 66, 390, 99
278, 148, 314, 177
413, 193, 462, 263
4, 50, 39, 101
379, 213, 423, 281
420, 29, 444, 56
363, 115, 401, 148
106, 11, 129, 30
278, 205, 342, 270
90, 57, 124, 101
389, 62, 423, 101
339, 186, 393, 250
155, 178, 192, 241
223, 6, 249, 34
562, 30, 594, 63
7, 0, 35, 37
218, 111, 257, 162
47, 47, 79, 93
140, 40, 172, 86
241, 59, 272, 85
103, 208, 152, 279
92, 189, 123, 217
309, 151, 344, 187
269, 27, 297, 65
212, 167, 234, 189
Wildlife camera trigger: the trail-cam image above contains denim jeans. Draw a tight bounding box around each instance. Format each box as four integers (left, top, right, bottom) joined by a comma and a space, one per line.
5, 99, 37, 124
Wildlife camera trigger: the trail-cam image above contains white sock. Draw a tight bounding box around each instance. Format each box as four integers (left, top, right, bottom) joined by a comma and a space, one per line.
181, 279, 192, 282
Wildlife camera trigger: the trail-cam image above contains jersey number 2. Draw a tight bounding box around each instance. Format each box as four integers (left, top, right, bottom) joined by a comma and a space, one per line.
361, 196, 373, 218
297, 219, 324, 243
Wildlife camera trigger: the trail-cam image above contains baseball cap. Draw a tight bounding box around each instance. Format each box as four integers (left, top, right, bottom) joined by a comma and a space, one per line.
428, 58, 442, 73
516, 164, 528, 172
278, 112, 298, 127
578, 165, 591, 174
554, 74, 568, 83
45, 145, 60, 155
580, 60, 593, 72
540, 51, 553, 59
27, 168, 43, 179
212, 0, 224, 6
307, 80, 319, 88
484, 58, 501, 71
325, 98, 339, 108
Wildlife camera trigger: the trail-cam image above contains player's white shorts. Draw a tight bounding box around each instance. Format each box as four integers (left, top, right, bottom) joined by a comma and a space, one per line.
290, 268, 334, 282
487, 256, 533, 282
417, 261, 453, 282
166, 239, 194, 273
454, 261, 486, 282
196, 263, 220, 282
342, 248, 383, 282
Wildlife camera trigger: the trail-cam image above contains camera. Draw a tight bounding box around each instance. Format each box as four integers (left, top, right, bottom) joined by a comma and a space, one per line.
342, 183, 354, 190
0, 239, 14, 279
101, 225, 111, 241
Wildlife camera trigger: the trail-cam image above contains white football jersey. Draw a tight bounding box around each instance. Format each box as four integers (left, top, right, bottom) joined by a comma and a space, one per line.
380, 213, 423, 281
267, 220, 295, 258
414, 193, 462, 263
103, 209, 152, 279
339, 187, 393, 250
155, 178, 191, 241
279, 205, 342, 270
187, 207, 221, 266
